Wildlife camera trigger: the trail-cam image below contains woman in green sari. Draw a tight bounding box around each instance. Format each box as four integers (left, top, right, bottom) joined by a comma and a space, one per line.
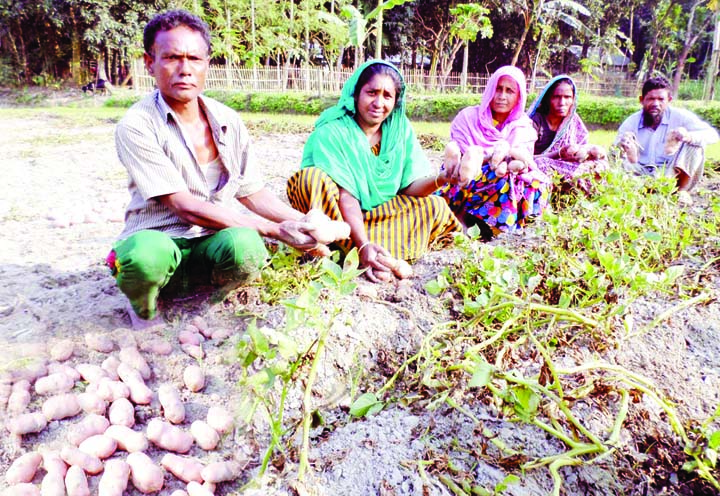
287, 60, 461, 282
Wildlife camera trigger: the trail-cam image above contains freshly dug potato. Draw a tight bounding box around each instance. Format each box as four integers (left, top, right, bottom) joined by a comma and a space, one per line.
4, 483, 41, 496
98, 459, 130, 496
191, 316, 212, 338
160, 453, 204, 483
96, 379, 130, 402
178, 330, 203, 346
108, 397, 135, 427
104, 424, 148, 453
180, 344, 204, 360
47, 362, 81, 382
35, 373, 75, 395
8, 381, 32, 415
127, 451, 164, 494
42, 393, 81, 421
49, 340, 74, 362
147, 418, 194, 453
67, 414, 110, 446
206, 406, 234, 435
77, 392, 108, 416
210, 328, 233, 341
186, 481, 214, 496
200, 460, 241, 483
376, 254, 413, 279
301, 208, 351, 244
59, 446, 103, 475
100, 357, 121, 381
158, 384, 185, 424
84, 333, 115, 353
190, 420, 219, 450
7, 412, 48, 436
183, 365, 205, 392
64, 465, 90, 496
6, 451, 43, 484
146, 417, 194, 452
40, 450, 67, 476
116, 363, 153, 405
40, 470, 66, 496
491, 140, 511, 168
170, 491, 189, 496
118, 347, 151, 380
78, 434, 117, 459
75, 364, 109, 384
138, 338, 173, 355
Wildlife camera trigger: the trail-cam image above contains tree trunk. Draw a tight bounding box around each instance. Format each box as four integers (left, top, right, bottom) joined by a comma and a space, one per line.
375, 0, 383, 59
461, 41, 469, 92
68, 9, 82, 85
704, 12, 720, 100
511, 17, 531, 66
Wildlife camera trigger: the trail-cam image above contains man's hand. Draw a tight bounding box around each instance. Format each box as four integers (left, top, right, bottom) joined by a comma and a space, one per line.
275, 220, 330, 256
619, 131, 640, 164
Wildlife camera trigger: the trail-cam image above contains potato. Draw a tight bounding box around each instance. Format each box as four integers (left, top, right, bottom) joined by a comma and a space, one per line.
100, 356, 121, 381
34, 373, 74, 395
7, 412, 47, 436
64, 465, 90, 496
0, 374, 12, 411
186, 481, 214, 496
170, 491, 189, 496
158, 384, 185, 424
302, 208, 351, 244
59, 446, 103, 475
96, 379, 130, 402
49, 340, 74, 362
183, 366, 205, 393
104, 425, 148, 453
507, 159, 526, 173
40, 470, 66, 496
127, 451, 164, 493
191, 316, 212, 338
200, 460, 241, 483
108, 397, 135, 427
116, 363, 153, 405
495, 161, 508, 177
77, 392, 108, 416
210, 328, 233, 341
206, 406, 234, 435
138, 338, 172, 355
178, 330, 203, 346
8, 381, 32, 415
190, 420, 219, 450
47, 362, 81, 382
376, 254, 413, 280
4, 483, 41, 496
40, 450, 67, 476
84, 333, 115, 353
75, 364, 109, 384
118, 347, 151, 380
79, 434, 117, 459
6, 451, 43, 484
181, 344, 204, 360
67, 413, 109, 446
42, 393, 81, 421
147, 418, 194, 453
160, 453, 204, 484
491, 140, 511, 167
98, 459, 130, 496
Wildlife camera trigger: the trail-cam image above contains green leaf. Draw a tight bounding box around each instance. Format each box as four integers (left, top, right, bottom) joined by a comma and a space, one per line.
709, 430, 720, 450
247, 322, 270, 356
425, 279, 445, 296
605, 231, 621, 242
349, 392, 383, 417
468, 362, 493, 388
643, 231, 662, 242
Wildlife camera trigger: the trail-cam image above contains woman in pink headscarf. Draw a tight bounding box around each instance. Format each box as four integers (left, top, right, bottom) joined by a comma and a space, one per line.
437, 65, 551, 237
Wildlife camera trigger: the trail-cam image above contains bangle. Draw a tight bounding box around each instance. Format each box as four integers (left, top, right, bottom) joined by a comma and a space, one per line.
434, 174, 441, 190
358, 241, 371, 254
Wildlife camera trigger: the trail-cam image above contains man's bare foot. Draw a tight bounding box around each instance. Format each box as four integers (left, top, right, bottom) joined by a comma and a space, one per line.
126, 302, 165, 331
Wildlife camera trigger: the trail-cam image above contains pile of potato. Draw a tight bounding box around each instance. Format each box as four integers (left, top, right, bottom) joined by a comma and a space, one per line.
1, 317, 243, 495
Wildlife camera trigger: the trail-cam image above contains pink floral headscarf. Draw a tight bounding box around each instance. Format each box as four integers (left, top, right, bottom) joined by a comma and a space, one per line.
449, 65, 537, 155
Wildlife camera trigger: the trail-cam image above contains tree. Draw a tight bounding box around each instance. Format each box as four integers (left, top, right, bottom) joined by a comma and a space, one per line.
449, 4, 493, 91
671, 0, 713, 96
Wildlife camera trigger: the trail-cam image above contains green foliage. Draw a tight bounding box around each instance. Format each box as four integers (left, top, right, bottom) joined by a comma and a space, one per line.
103, 94, 142, 108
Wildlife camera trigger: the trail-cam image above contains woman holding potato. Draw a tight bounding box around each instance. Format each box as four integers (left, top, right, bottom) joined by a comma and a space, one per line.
287, 60, 461, 282
528, 75, 608, 191
438, 65, 551, 238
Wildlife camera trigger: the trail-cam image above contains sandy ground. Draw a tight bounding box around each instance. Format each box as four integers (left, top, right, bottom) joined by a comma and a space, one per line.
1, 104, 720, 496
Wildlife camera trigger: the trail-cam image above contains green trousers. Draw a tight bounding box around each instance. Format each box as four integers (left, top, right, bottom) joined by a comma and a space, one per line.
108, 228, 268, 320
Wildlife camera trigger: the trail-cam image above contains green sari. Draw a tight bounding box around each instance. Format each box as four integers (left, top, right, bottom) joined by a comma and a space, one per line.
300, 60, 430, 211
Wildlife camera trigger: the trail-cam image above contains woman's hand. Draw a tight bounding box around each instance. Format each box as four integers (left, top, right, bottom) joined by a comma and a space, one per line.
359, 242, 394, 283
443, 144, 482, 187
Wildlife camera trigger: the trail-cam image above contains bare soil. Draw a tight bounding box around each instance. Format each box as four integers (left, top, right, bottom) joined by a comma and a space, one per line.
1, 97, 720, 496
